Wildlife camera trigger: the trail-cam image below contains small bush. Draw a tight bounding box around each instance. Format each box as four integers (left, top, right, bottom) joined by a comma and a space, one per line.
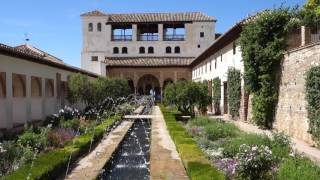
205, 121, 239, 141
223, 133, 271, 157
236, 144, 273, 180
277, 156, 320, 180
271, 132, 291, 162
17, 127, 49, 151
188, 117, 211, 127
47, 128, 76, 147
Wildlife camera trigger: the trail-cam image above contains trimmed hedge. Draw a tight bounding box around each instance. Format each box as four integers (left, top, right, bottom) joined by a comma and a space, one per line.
227, 68, 241, 118
305, 66, 320, 143
160, 106, 225, 180
4, 116, 120, 180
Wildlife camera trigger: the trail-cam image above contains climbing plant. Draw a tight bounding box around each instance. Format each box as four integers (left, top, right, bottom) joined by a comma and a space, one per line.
227, 68, 241, 118
240, 8, 297, 129
212, 77, 221, 115
305, 66, 320, 143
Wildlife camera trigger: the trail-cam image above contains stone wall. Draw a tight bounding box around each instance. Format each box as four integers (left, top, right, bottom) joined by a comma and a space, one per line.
274, 42, 320, 144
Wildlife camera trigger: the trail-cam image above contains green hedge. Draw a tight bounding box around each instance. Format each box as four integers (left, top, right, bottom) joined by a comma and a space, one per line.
227, 68, 241, 118
4, 116, 120, 180
160, 106, 225, 180
212, 77, 221, 115
305, 66, 320, 143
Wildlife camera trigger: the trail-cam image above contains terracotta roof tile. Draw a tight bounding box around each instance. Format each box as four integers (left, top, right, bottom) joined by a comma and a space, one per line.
105, 57, 194, 67
82, 10, 215, 22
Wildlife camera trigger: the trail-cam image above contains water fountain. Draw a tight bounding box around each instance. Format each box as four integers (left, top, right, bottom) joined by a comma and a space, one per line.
98, 97, 153, 180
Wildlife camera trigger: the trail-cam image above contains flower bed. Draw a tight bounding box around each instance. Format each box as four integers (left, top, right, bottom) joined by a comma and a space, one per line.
3, 115, 121, 180
160, 106, 225, 180
184, 116, 320, 179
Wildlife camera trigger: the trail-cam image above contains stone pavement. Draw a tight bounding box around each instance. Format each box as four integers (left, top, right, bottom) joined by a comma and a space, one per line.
210, 116, 320, 165
64, 120, 134, 180
150, 106, 189, 180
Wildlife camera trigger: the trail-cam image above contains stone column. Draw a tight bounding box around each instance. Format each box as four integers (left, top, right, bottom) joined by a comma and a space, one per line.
132, 24, 138, 41
41, 78, 46, 120
160, 87, 163, 103
158, 24, 164, 41
301, 26, 311, 46
26, 75, 31, 123
174, 72, 177, 83
5, 72, 13, 129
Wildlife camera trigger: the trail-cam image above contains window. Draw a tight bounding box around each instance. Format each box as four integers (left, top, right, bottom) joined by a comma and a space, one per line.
12, 73, 26, 97
31, 76, 42, 97
0, 72, 6, 98
209, 61, 212, 71
233, 41, 237, 55
166, 46, 172, 54
91, 56, 98, 61
197, 44, 201, 48
113, 47, 119, 54
122, 47, 128, 54
45, 79, 54, 97
139, 47, 145, 54
221, 54, 223, 62
215, 60, 217, 69
200, 32, 204, 38
148, 47, 154, 54
88, 23, 93, 32
174, 46, 180, 54
97, 23, 102, 32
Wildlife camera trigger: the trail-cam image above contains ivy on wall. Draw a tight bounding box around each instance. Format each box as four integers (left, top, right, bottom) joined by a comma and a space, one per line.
240, 8, 296, 129
212, 77, 221, 115
227, 68, 241, 118
305, 66, 320, 143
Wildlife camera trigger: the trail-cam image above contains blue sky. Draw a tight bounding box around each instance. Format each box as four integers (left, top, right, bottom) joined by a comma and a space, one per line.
0, 0, 305, 67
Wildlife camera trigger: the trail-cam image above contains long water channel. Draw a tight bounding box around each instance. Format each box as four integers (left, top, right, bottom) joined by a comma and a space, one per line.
98, 118, 151, 180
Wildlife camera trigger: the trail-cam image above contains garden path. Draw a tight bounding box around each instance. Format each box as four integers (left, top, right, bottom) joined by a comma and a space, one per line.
212, 116, 320, 165
150, 106, 189, 180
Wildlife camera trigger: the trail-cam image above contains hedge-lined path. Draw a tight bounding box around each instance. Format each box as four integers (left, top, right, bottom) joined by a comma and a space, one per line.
213, 116, 320, 165
64, 120, 134, 180
150, 106, 189, 180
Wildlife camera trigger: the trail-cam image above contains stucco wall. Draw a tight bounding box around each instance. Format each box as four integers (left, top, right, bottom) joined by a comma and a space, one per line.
0, 54, 88, 129
81, 15, 215, 75
274, 42, 320, 144
192, 38, 243, 113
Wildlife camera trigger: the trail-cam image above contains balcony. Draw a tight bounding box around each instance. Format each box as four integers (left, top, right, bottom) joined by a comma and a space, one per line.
137, 34, 159, 41
164, 34, 185, 41
112, 35, 132, 41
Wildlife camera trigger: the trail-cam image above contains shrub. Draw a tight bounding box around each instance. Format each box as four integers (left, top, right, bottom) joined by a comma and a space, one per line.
60, 118, 80, 131
227, 68, 242, 118
17, 127, 49, 151
205, 122, 239, 141
47, 128, 76, 147
188, 117, 211, 127
223, 133, 271, 157
236, 144, 273, 180
305, 66, 320, 143
212, 77, 221, 115
187, 126, 205, 137
271, 132, 291, 162
277, 156, 320, 180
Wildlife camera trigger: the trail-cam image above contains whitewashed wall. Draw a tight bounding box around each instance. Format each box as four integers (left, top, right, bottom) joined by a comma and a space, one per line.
0, 54, 94, 129
192, 38, 243, 113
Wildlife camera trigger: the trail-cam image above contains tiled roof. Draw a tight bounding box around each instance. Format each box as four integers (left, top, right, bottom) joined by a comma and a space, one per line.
14, 44, 64, 65
0, 43, 98, 77
82, 10, 215, 22
105, 57, 195, 67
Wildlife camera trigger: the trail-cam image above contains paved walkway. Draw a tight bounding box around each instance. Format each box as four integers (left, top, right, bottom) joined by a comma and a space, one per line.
64, 121, 134, 180
210, 116, 320, 165
150, 106, 188, 180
